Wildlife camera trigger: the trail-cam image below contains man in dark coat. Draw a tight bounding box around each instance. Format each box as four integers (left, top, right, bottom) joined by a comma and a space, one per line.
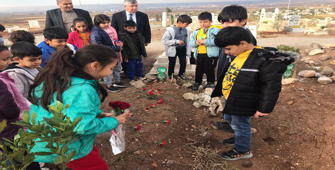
45, 0, 93, 33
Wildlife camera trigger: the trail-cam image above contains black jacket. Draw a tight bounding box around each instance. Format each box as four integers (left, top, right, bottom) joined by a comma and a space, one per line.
111, 10, 151, 43
211, 48, 299, 116
118, 31, 147, 60
45, 8, 93, 30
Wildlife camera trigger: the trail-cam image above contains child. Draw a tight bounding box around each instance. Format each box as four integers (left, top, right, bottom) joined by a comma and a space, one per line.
3, 42, 42, 99
0, 24, 5, 45
37, 26, 77, 68
28, 44, 132, 170
90, 14, 124, 92
189, 12, 221, 90
0, 45, 41, 170
212, 27, 298, 160
161, 15, 192, 80
68, 17, 91, 49
118, 20, 147, 84
8, 30, 35, 44
213, 4, 258, 133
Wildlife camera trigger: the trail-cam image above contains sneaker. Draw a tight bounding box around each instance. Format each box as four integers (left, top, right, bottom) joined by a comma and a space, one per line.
168, 75, 172, 79
178, 74, 189, 81
106, 86, 120, 92
192, 83, 201, 91
213, 122, 234, 133
129, 80, 136, 86
114, 82, 126, 88
220, 148, 253, 160
221, 137, 235, 146
204, 82, 215, 88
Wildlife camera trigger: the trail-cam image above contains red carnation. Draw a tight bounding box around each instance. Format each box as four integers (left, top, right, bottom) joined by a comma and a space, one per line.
158, 141, 165, 147
149, 92, 154, 95
158, 91, 161, 95
145, 107, 149, 111
119, 102, 131, 110
164, 120, 170, 124
149, 89, 153, 93
157, 99, 163, 104
157, 87, 160, 91
109, 101, 121, 109
150, 104, 156, 108
143, 87, 146, 91
136, 125, 141, 130
149, 84, 152, 88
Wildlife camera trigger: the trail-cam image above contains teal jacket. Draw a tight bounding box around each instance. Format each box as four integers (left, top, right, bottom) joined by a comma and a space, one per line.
29, 76, 119, 163
189, 27, 221, 59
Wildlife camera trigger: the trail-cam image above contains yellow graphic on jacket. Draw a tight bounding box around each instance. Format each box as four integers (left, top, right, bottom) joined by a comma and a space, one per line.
197, 25, 222, 54
222, 46, 263, 100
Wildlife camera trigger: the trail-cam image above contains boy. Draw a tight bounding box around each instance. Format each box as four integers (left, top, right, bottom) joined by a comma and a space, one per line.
37, 26, 77, 68
8, 30, 35, 44
0, 24, 5, 45
3, 41, 42, 99
213, 4, 258, 132
118, 20, 147, 84
189, 12, 221, 90
212, 27, 298, 160
161, 15, 192, 80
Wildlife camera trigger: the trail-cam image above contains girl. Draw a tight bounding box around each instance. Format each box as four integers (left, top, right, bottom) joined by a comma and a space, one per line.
68, 17, 91, 49
90, 14, 125, 93
28, 44, 132, 170
0, 45, 41, 169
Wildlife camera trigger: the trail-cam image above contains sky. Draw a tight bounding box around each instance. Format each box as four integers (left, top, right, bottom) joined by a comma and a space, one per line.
1, 0, 251, 8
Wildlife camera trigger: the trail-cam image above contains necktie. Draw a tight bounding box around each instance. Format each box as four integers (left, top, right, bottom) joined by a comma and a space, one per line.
129, 14, 133, 21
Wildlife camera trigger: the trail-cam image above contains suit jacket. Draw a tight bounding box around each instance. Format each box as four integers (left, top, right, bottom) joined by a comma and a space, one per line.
111, 10, 151, 43
45, 8, 93, 30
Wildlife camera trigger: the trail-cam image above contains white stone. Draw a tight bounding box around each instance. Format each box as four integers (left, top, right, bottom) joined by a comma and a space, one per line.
202, 95, 211, 104
211, 97, 220, 105
193, 102, 201, 108
319, 54, 332, 61
298, 70, 316, 78
282, 78, 298, 85
318, 77, 333, 84
194, 94, 199, 101
182, 83, 193, 89
310, 43, 323, 49
309, 49, 324, 56
131, 80, 145, 88
204, 88, 214, 95
183, 93, 195, 101
251, 128, 258, 134
320, 66, 334, 76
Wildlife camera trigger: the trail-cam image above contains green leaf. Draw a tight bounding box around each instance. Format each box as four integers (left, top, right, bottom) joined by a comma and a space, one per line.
0, 120, 7, 132
43, 117, 58, 127
55, 101, 63, 111
48, 105, 60, 115
31, 112, 37, 125
6, 150, 22, 159
34, 152, 54, 156
24, 133, 40, 140
66, 150, 76, 162
61, 146, 69, 155
64, 104, 70, 109
22, 110, 30, 123
54, 155, 64, 164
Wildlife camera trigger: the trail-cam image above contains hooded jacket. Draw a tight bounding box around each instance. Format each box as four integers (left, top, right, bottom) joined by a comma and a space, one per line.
189, 26, 221, 58
67, 29, 91, 49
29, 76, 119, 163
90, 26, 121, 52
161, 27, 191, 57
211, 48, 299, 116
118, 31, 147, 60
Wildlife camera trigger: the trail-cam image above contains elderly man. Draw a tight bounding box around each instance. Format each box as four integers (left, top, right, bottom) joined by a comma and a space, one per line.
111, 0, 151, 45
45, 0, 93, 33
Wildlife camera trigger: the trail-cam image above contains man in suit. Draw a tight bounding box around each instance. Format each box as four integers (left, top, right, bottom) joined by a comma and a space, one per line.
45, 0, 93, 33
111, 0, 151, 78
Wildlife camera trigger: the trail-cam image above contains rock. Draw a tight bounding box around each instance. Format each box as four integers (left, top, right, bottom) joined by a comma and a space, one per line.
330, 60, 335, 65
318, 77, 333, 84
193, 94, 199, 101
134, 150, 141, 155
311, 43, 323, 49
210, 124, 218, 129
204, 88, 214, 95
183, 93, 195, 101
330, 76, 335, 81
309, 49, 324, 56
315, 73, 323, 78
193, 102, 201, 108
198, 85, 204, 92
199, 131, 212, 138
166, 160, 174, 167
211, 97, 220, 105
202, 95, 212, 104
287, 101, 294, 105
282, 78, 298, 85
319, 54, 332, 61
152, 163, 158, 167
242, 161, 253, 167
274, 155, 280, 159
298, 88, 304, 91
131, 80, 145, 88
320, 66, 334, 76
145, 74, 156, 81
209, 104, 217, 116
182, 83, 193, 89
216, 102, 224, 114
313, 67, 322, 71
251, 128, 257, 134
298, 70, 316, 78
200, 101, 210, 107
304, 49, 311, 54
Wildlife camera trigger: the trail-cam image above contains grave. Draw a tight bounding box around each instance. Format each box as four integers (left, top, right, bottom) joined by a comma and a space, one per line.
288, 15, 301, 26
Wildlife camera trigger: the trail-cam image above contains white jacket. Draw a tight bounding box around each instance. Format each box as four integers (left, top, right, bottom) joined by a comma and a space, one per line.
161, 27, 191, 57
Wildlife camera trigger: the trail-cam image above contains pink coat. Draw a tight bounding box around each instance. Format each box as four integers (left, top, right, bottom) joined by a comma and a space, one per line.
68, 29, 91, 49
106, 26, 123, 62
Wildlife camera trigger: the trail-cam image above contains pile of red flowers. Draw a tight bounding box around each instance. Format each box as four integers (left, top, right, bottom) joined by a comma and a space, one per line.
109, 101, 131, 116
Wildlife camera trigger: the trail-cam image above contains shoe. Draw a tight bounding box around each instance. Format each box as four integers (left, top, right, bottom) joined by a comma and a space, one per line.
192, 83, 201, 91
221, 137, 235, 146
113, 82, 126, 88
213, 122, 234, 133
220, 148, 253, 160
129, 80, 136, 86
168, 75, 172, 79
204, 82, 215, 88
178, 74, 189, 81
106, 86, 120, 92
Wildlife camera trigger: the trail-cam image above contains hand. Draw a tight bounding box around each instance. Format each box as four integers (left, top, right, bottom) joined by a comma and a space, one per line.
178, 41, 184, 45
124, 59, 128, 62
145, 43, 149, 46
195, 40, 202, 45
198, 39, 206, 44
116, 42, 123, 47
254, 111, 268, 118
115, 111, 132, 124
104, 112, 116, 117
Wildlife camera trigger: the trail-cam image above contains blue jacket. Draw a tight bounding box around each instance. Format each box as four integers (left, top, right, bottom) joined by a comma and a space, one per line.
37, 41, 78, 68
189, 26, 221, 58
90, 26, 120, 52
29, 76, 119, 163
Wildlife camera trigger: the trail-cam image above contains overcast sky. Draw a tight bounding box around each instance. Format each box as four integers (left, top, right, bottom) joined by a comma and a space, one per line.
1, 0, 244, 8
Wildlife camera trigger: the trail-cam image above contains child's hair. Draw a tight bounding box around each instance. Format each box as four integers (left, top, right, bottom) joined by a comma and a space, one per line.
11, 42, 42, 59
0, 24, 5, 32
28, 44, 118, 110
94, 14, 110, 26
0, 44, 9, 52
43, 26, 68, 41
214, 27, 251, 48
73, 17, 88, 26
218, 5, 248, 26
8, 30, 35, 44
198, 12, 212, 21
177, 15, 192, 24
124, 20, 137, 27
70, 25, 76, 31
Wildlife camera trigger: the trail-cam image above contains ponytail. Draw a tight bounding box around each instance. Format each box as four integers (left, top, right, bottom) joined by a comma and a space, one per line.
29, 44, 118, 110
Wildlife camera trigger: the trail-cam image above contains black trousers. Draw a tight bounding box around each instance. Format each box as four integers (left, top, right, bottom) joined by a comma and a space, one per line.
195, 54, 218, 83
122, 61, 127, 74
168, 47, 187, 76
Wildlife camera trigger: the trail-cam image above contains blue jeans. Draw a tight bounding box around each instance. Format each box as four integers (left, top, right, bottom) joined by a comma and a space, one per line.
126, 57, 143, 81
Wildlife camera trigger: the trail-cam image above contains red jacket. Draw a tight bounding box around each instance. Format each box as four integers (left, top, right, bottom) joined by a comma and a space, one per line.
68, 29, 91, 49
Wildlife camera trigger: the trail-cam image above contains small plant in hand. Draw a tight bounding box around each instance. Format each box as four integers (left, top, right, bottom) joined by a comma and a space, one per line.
109, 101, 131, 116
